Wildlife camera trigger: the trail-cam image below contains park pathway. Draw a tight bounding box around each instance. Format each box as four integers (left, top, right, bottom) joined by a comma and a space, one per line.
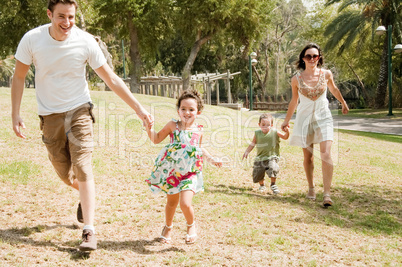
269, 112, 402, 136
332, 116, 402, 136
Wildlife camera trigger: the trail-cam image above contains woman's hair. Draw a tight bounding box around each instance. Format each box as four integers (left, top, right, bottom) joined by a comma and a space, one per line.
259, 113, 273, 124
177, 89, 204, 112
48, 0, 78, 12
296, 43, 324, 70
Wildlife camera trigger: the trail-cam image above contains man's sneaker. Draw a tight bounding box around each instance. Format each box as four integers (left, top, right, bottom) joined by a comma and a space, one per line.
79, 229, 97, 251
258, 185, 267, 192
77, 203, 84, 223
271, 184, 280, 195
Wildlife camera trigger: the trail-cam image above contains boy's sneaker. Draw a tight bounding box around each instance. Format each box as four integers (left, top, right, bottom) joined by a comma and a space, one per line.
271, 184, 280, 195
79, 229, 97, 251
258, 185, 267, 192
77, 202, 84, 223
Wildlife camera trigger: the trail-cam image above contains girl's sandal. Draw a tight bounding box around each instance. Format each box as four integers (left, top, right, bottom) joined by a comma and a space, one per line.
323, 193, 333, 207
306, 187, 316, 201
159, 224, 173, 243
185, 222, 197, 245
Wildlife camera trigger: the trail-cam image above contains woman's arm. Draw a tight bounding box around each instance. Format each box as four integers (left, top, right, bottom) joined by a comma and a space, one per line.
326, 70, 349, 115
281, 76, 299, 131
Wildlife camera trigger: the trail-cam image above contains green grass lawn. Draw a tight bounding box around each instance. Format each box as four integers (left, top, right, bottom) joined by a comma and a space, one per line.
332, 108, 402, 119
0, 87, 401, 266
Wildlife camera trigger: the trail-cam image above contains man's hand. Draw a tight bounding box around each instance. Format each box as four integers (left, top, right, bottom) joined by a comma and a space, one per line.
11, 60, 30, 139
12, 115, 26, 138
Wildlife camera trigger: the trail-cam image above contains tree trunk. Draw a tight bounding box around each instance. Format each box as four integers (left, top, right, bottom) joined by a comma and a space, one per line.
94, 37, 114, 71
254, 48, 270, 100
262, 48, 270, 100
128, 13, 141, 93
253, 64, 263, 97
275, 41, 281, 102
343, 57, 368, 100
79, 13, 86, 31
375, 38, 388, 108
395, 20, 402, 44
182, 33, 212, 90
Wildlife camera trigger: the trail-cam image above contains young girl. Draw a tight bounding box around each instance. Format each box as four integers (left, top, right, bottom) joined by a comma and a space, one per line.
144, 89, 222, 244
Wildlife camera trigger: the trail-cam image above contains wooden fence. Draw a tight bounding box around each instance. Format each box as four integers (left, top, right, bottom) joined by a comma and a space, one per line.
124, 73, 294, 111
135, 70, 242, 106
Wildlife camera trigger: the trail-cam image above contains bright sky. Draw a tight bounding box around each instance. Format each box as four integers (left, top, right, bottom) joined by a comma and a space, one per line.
302, 0, 324, 11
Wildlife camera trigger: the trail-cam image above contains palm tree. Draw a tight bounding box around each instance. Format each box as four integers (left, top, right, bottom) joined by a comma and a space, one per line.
0, 57, 15, 87
323, 0, 401, 108
0, 57, 35, 88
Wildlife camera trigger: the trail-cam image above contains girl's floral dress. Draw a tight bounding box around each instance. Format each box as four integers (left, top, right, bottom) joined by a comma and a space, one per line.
146, 120, 203, 195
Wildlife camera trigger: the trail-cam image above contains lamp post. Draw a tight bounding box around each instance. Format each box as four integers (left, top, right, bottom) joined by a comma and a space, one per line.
375, 25, 402, 116
249, 52, 258, 110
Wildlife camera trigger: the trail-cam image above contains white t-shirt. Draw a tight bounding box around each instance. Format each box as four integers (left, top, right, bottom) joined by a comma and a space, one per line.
15, 24, 106, 115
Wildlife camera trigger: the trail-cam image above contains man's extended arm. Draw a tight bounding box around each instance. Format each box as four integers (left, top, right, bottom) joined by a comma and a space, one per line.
11, 60, 30, 138
94, 63, 153, 127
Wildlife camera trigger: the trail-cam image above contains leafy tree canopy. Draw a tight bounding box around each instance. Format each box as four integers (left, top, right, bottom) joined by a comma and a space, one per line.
0, 0, 48, 57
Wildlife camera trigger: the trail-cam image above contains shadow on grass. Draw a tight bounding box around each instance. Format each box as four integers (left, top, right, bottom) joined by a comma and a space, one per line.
205, 184, 284, 201
0, 224, 185, 261
0, 225, 89, 261
99, 239, 185, 253
207, 184, 401, 236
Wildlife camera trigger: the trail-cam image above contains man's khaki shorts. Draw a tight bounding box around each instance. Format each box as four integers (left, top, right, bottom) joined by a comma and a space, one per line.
39, 103, 95, 185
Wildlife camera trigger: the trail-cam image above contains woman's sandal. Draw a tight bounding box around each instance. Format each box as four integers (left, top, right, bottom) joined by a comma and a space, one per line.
185, 222, 197, 245
323, 193, 333, 207
306, 187, 316, 201
159, 224, 173, 243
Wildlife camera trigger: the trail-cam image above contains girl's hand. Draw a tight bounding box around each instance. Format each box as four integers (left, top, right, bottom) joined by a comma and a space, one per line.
342, 103, 349, 115
211, 158, 222, 168
242, 152, 249, 160
143, 121, 150, 131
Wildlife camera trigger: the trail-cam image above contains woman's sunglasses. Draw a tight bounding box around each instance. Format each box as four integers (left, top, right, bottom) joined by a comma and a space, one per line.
303, 54, 320, 61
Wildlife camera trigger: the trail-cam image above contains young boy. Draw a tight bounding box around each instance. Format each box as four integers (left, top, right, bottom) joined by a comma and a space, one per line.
243, 113, 289, 194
